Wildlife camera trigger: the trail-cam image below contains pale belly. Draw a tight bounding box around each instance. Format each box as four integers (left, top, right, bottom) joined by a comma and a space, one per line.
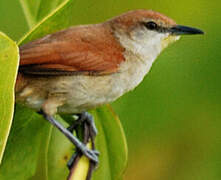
16, 58, 153, 114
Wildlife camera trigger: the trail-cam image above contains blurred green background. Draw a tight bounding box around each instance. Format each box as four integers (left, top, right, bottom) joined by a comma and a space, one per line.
0, 0, 220, 179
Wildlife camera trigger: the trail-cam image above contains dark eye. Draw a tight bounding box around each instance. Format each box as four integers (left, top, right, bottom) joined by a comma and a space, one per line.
145, 21, 158, 30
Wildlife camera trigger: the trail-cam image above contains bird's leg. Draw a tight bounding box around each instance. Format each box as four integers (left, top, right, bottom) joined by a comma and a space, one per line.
66, 112, 99, 169
39, 110, 99, 164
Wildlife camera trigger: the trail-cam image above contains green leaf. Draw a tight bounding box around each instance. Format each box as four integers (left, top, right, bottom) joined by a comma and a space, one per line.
36, 0, 67, 23
91, 105, 128, 180
30, 117, 73, 180
0, 32, 19, 165
19, 0, 67, 29
18, 0, 74, 45
46, 116, 73, 180
19, 0, 41, 28
0, 105, 49, 179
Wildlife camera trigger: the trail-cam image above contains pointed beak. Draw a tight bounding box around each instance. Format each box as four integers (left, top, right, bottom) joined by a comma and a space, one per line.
170, 25, 204, 35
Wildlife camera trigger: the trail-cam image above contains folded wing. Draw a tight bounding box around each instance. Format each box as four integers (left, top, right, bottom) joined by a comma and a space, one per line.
19, 24, 125, 76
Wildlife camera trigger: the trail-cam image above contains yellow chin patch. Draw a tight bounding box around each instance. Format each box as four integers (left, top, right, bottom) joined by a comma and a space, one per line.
161, 35, 180, 49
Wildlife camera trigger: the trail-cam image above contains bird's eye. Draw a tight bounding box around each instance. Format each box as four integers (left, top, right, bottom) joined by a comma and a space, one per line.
145, 21, 158, 30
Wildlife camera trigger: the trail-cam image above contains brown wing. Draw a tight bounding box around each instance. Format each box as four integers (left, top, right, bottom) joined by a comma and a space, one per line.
19, 24, 125, 76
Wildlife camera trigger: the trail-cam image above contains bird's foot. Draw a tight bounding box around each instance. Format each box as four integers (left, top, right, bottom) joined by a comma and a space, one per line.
67, 149, 99, 170
66, 112, 99, 171
39, 110, 99, 167
67, 112, 98, 139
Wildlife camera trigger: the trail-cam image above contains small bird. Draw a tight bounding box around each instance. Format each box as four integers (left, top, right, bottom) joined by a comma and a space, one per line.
15, 9, 204, 167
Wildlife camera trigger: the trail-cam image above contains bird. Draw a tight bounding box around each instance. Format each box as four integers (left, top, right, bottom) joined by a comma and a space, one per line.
15, 9, 204, 168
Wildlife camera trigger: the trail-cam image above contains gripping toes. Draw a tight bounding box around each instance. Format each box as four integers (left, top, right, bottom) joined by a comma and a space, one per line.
83, 148, 99, 163
83, 112, 98, 137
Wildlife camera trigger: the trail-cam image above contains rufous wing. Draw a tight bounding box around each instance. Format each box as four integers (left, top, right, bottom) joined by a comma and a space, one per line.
19, 24, 125, 76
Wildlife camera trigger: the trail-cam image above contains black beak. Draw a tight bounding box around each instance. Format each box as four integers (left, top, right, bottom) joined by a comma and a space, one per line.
170, 25, 204, 35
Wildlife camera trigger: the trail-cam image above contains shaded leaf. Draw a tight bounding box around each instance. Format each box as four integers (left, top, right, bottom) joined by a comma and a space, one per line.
91, 105, 128, 180
0, 105, 49, 179
19, 0, 41, 28
46, 116, 73, 180
0, 32, 19, 164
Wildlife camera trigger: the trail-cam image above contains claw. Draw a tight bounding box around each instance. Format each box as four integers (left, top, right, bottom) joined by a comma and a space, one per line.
67, 152, 78, 170
93, 150, 100, 156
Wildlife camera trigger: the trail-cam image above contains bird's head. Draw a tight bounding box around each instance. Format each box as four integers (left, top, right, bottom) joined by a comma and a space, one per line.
109, 9, 204, 60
